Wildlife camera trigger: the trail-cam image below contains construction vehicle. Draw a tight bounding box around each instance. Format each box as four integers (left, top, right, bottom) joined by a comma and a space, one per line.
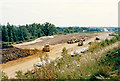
78, 40, 83, 46
67, 40, 73, 44
67, 39, 75, 44
81, 38, 85, 41
67, 39, 80, 44
96, 36, 100, 40
72, 39, 75, 43
74, 39, 79, 43
43, 44, 50, 52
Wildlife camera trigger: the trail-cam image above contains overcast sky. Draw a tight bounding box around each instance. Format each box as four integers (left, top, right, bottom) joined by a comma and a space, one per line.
0, 0, 119, 27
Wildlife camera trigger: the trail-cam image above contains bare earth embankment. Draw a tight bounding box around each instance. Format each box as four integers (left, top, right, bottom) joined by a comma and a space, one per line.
1, 32, 115, 78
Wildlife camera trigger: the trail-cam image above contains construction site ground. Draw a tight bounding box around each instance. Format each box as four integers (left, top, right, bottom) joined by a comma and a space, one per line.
1, 32, 115, 78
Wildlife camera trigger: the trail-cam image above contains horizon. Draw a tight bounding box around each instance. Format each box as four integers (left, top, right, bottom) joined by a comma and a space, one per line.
1, 22, 118, 28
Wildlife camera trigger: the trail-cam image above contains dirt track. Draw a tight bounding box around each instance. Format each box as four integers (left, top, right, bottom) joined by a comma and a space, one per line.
13, 33, 97, 49
1, 32, 115, 78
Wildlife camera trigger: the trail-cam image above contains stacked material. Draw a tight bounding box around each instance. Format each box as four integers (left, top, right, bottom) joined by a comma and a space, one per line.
2, 47, 40, 63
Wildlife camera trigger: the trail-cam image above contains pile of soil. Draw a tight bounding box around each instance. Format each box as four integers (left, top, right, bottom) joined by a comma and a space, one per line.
2, 47, 42, 63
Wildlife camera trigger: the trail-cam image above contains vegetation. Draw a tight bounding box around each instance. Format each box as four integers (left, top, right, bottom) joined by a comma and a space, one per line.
88, 35, 119, 53
1, 22, 107, 46
2, 71, 8, 79
1, 22, 57, 45
56, 27, 102, 34
97, 47, 120, 80
1, 22, 119, 80
1, 37, 118, 80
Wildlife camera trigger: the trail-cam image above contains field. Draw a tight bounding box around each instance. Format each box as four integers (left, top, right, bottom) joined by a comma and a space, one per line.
1, 32, 116, 79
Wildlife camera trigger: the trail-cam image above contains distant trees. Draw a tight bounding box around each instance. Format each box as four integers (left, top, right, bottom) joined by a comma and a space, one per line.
42, 22, 57, 36
2, 22, 57, 44
2, 22, 105, 44
2, 26, 9, 42
56, 27, 102, 34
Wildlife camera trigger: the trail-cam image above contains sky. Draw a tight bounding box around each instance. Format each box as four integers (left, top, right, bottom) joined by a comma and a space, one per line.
0, 0, 119, 27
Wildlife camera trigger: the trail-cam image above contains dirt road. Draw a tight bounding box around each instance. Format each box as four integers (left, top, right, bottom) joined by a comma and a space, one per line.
13, 33, 97, 49
1, 32, 114, 78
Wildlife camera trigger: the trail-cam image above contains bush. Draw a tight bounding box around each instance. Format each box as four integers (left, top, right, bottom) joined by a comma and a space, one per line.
100, 40, 106, 47
2, 71, 8, 80
61, 47, 68, 57
105, 39, 110, 45
97, 47, 120, 80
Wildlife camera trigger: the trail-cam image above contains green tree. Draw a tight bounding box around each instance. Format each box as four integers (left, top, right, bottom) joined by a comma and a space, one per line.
11, 25, 18, 42
18, 27, 25, 41
2, 26, 9, 42
105, 39, 109, 45
42, 22, 57, 36
64, 28, 70, 33
7, 23, 14, 42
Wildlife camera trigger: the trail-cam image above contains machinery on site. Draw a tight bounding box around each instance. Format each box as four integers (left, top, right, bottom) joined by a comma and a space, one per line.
67, 40, 73, 44
43, 44, 50, 52
67, 39, 76, 44
78, 40, 83, 46
74, 39, 79, 43
67, 38, 81, 44
81, 38, 85, 41
67, 38, 85, 46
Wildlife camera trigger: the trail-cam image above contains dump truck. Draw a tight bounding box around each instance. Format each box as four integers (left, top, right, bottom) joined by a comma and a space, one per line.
43, 44, 50, 52
78, 40, 83, 46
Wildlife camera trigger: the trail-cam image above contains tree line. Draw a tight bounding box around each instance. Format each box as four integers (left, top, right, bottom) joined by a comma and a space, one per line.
1, 22, 57, 44
1, 22, 102, 45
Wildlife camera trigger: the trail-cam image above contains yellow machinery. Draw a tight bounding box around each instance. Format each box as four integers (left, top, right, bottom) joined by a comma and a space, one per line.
43, 44, 50, 52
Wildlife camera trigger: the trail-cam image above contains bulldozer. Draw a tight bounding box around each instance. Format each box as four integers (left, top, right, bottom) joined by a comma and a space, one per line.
43, 44, 50, 52
78, 40, 83, 46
